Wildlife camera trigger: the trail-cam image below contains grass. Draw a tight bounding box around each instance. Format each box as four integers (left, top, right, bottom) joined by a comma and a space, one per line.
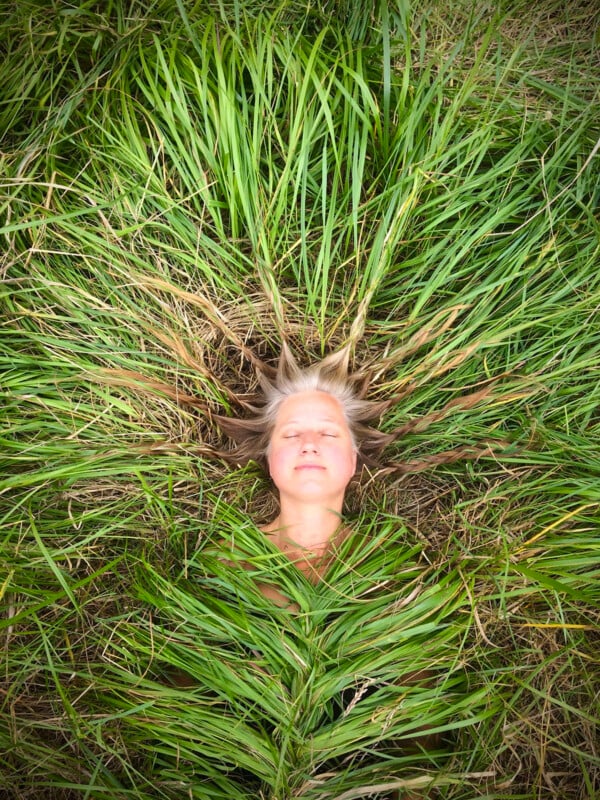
1, 0, 599, 798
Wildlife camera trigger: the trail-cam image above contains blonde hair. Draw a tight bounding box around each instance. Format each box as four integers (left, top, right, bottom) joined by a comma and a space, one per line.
215, 344, 392, 470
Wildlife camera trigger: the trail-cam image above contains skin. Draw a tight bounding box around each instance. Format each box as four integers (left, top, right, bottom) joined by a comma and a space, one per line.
261, 389, 357, 580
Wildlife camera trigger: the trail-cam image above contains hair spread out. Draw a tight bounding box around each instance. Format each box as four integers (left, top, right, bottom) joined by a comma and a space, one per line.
215, 343, 394, 471
102, 339, 506, 475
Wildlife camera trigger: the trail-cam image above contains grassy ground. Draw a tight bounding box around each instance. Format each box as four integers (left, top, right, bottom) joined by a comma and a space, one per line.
1, 1, 599, 798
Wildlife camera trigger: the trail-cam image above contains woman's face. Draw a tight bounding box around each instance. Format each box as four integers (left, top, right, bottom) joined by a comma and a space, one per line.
267, 390, 357, 506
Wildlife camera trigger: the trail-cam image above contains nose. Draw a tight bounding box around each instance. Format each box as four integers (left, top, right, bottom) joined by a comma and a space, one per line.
300, 432, 318, 453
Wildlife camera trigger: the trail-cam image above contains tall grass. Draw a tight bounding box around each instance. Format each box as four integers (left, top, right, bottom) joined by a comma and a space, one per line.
1, 1, 599, 798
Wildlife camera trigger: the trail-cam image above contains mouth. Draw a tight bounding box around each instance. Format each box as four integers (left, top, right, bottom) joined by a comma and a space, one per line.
295, 464, 325, 471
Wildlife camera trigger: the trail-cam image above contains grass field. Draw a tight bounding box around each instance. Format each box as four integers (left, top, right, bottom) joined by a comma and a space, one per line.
1, 1, 599, 798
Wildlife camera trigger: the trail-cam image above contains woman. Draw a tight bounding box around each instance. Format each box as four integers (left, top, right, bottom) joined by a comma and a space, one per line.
216, 344, 393, 599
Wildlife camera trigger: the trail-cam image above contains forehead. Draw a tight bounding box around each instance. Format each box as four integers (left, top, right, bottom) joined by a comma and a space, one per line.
275, 390, 348, 426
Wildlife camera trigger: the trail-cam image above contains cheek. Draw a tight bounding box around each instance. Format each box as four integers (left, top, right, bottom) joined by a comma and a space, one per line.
346, 448, 357, 479
267, 447, 287, 481
332, 444, 357, 478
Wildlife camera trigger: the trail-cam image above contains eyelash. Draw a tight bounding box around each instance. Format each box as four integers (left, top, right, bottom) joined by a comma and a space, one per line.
283, 432, 337, 438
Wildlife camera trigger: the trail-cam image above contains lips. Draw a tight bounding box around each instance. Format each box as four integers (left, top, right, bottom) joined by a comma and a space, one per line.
295, 464, 325, 471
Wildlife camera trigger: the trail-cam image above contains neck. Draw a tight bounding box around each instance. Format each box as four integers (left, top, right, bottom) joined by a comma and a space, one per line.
265, 499, 344, 556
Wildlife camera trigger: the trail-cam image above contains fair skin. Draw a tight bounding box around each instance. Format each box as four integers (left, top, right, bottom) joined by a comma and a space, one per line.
261, 389, 357, 582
